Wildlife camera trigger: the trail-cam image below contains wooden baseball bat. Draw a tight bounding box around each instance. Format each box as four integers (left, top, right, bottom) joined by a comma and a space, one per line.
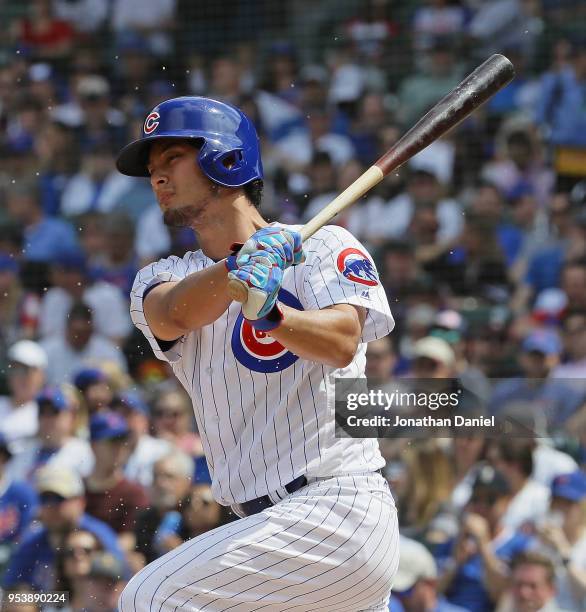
228, 53, 515, 304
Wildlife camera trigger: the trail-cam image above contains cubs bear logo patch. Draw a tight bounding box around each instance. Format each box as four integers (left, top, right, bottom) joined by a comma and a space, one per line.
231, 288, 303, 373
337, 247, 379, 286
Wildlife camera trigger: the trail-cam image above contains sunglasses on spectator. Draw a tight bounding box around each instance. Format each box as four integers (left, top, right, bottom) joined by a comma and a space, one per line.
65, 545, 97, 557
40, 492, 67, 505
38, 404, 61, 417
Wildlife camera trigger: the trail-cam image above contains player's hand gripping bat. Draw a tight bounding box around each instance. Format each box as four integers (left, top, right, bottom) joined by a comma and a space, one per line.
227, 53, 515, 306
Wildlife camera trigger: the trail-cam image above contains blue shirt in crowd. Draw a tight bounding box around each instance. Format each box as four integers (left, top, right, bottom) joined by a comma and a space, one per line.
0, 480, 38, 544
23, 217, 79, 262
535, 67, 586, 147
3, 513, 124, 591
490, 377, 585, 430
442, 530, 531, 612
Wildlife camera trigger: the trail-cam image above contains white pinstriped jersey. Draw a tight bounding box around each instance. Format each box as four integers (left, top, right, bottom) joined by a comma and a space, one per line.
130, 224, 394, 505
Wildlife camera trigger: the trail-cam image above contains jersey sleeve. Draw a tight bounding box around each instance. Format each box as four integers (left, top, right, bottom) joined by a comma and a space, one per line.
129, 256, 191, 363
301, 225, 394, 343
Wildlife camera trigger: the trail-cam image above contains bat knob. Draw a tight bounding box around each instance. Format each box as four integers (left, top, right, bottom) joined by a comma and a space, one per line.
228, 278, 249, 303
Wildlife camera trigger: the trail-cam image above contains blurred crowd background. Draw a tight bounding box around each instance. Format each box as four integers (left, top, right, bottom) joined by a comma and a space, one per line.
0, 0, 586, 610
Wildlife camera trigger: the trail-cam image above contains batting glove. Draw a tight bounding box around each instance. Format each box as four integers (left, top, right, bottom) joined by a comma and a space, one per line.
236, 227, 305, 271
227, 250, 284, 331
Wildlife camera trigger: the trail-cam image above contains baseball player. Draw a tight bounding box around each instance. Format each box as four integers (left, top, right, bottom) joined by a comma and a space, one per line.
116, 96, 399, 611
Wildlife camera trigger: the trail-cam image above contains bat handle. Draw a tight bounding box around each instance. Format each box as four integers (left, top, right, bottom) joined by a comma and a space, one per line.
228, 278, 249, 303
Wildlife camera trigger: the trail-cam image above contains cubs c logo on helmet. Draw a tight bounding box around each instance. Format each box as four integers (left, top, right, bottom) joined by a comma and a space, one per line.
337, 248, 379, 286
232, 289, 303, 373
143, 111, 160, 135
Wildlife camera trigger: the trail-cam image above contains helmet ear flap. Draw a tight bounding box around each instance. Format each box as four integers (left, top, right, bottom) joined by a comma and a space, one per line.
197, 141, 248, 185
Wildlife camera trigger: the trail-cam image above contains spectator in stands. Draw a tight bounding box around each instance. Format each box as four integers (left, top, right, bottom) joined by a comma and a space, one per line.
41, 301, 127, 385
400, 438, 456, 541
88, 212, 139, 295
39, 250, 131, 344
134, 450, 193, 564
152, 482, 225, 557
11, 387, 94, 482
60, 527, 105, 608
439, 213, 509, 302
0, 340, 47, 453
398, 37, 463, 127
490, 329, 585, 432
111, 390, 171, 487
501, 551, 563, 612
413, 0, 466, 56
114, 33, 154, 115
84, 411, 149, 538
364, 166, 462, 252
12, 0, 76, 61
4, 178, 79, 262
60, 140, 134, 217
112, 0, 177, 56
487, 439, 550, 533
377, 240, 428, 328
70, 551, 127, 612
9, 385, 93, 482
348, 92, 392, 166
535, 37, 586, 148
261, 41, 299, 105
511, 193, 580, 312
0, 433, 38, 574
410, 336, 457, 379
54, 75, 128, 151
297, 65, 329, 115
561, 259, 586, 311
394, 535, 466, 612
292, 107, 356, 170
366, 336, 398, 384
4, 96, 46, 157
530, 471, 586, 610
52, 0, 109, 35
439, 466, 531, 612
552, 309, 586, 385
3, 465, 123, 592
482, 128, 554, 210
151, 388, 202, 456
35, 119, 80, 217
449, 434, 489, 513
73, 367, 114, 415
467, 0, 539, 62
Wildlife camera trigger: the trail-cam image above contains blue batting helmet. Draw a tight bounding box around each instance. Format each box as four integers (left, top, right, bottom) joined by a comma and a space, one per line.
116, 96, 263, 188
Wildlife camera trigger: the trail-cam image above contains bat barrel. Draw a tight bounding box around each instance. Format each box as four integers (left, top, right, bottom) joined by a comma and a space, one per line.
375, 54, 515, 176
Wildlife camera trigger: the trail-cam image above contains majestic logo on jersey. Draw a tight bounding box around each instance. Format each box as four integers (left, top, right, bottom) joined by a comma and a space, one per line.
232, 288, 303, 373
143, 111, 160, 135
337, 248, 379, 286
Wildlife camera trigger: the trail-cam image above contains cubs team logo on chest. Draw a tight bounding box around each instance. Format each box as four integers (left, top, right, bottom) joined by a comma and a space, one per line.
143, 111, 160, 135
337, 247, 379, 286
231, 288, 302, 373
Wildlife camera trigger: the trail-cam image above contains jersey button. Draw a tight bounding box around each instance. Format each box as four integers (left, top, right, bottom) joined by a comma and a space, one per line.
206, 366, 213, 374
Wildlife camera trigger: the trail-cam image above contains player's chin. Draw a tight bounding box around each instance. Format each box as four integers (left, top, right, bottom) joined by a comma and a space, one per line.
163, 205, 200, 228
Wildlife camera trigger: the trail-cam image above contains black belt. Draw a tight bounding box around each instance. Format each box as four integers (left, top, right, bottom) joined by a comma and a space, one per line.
232, 475, 308, 518
231, 470, 384, 518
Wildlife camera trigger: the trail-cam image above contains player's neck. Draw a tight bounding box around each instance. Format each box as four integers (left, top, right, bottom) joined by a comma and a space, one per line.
196, 195, 269, 260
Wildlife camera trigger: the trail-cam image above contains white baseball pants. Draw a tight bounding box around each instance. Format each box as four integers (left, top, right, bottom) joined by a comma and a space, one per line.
119, 473, 399, 611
